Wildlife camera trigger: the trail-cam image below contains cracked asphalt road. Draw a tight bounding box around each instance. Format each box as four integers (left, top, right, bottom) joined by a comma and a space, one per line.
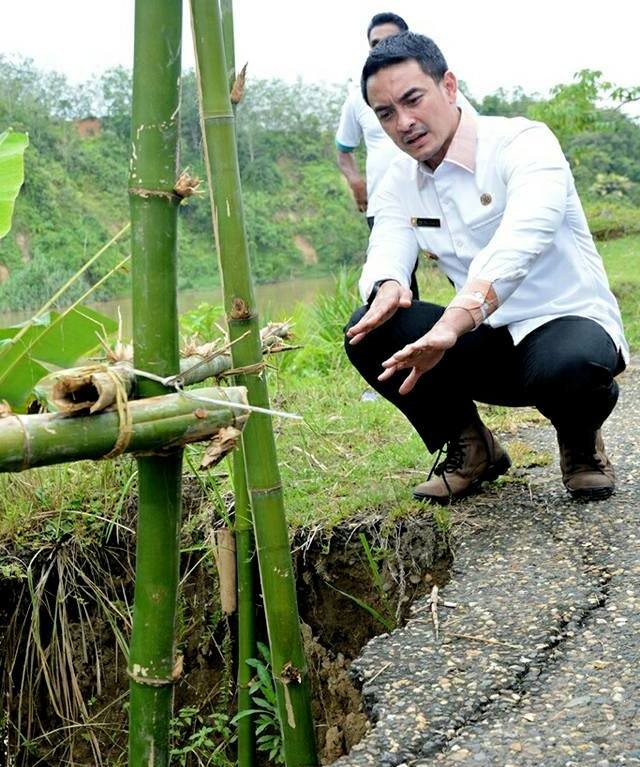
331, 365, 640, 767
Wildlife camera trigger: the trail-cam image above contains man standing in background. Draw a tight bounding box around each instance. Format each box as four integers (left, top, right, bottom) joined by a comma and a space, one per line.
336, 12, 409, 227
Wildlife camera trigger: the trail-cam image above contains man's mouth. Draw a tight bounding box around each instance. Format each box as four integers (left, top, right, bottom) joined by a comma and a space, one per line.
404, 130, 428, 146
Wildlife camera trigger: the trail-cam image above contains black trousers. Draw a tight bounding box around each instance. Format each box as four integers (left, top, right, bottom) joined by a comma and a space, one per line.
345, 301, 624, 453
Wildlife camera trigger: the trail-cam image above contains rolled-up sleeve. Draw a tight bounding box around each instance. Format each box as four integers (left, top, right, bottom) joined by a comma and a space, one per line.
359, 178, 420, 302
467, 123, 569, 304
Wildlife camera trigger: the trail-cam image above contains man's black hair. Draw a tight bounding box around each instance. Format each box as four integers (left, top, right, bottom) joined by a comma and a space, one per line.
366, 12, 409, 41
361, 32, 448, 105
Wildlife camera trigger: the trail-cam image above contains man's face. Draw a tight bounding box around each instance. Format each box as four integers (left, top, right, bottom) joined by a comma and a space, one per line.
368, 23, 402, 49
366, 59, 459, 168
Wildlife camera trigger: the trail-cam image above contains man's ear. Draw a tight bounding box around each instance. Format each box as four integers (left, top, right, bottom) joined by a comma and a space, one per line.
442, 70, 458, 103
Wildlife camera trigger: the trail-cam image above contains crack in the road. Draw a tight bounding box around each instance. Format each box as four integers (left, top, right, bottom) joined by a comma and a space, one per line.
415, 563, 613, 761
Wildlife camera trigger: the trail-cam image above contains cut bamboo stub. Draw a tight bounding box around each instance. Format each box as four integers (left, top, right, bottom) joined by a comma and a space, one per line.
49, 364, 137, 414
211, 527, 237, 614
35, 321, 293, 415
0, 386, 248, 472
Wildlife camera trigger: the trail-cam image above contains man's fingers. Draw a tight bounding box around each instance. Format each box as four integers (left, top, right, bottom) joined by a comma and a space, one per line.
398, 368, 422, 395
348, 330, 368, 345
347, 305, 394, 341
385, 343, 421, 365
377, 364, 397, 382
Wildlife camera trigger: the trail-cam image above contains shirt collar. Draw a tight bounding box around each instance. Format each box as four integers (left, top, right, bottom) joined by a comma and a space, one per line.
445, 107, 477, 172
416, 107, 477, 185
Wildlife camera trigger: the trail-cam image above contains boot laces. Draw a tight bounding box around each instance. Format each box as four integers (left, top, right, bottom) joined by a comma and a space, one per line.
429, 437, 466, 479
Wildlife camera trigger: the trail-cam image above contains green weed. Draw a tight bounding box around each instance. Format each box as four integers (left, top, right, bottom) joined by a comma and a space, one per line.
232, 642, 284, 765
170, 706, 235, 767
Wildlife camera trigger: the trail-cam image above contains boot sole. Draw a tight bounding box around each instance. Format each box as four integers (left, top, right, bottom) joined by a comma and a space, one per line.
413, 453, 512, 504
567, 485, 614, 501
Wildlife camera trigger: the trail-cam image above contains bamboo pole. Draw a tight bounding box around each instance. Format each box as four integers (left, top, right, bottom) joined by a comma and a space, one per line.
128, 0, 184, 763
190, 2, 318, 764
219, 3, 257, 763
0, 387, 248, 472
220, 0, 236, 92
233, 441, 256, 767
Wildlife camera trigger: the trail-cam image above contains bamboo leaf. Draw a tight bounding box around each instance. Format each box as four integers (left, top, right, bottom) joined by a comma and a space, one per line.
231, 708, 263, 724
0, 130, 28, 239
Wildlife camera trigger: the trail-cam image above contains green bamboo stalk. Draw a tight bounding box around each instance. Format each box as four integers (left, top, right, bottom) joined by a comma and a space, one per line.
233, 442, 256, 766
128, 1, 184, 764
0, 387, 248, 472
220, 0, 236, 91
190, 2, 318, 765
218, 3, 257, 763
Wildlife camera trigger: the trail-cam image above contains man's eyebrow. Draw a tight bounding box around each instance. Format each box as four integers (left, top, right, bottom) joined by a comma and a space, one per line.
372, 86, 424, 115
400, 86, 424, 101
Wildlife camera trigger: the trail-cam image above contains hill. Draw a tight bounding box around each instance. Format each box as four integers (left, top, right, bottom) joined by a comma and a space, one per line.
0, 60, 639, 311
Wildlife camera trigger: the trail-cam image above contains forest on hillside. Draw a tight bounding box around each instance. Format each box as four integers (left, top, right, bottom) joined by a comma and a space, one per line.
0, 57, 639, 311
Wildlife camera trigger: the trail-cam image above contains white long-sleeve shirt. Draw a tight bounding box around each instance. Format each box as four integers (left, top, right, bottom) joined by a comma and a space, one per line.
360, 110, 629, 362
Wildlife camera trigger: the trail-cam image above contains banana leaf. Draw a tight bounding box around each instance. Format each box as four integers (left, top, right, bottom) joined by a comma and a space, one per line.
0, 130, 28, 238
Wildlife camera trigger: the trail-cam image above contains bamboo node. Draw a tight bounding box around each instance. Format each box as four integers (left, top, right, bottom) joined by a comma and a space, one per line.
251, 482, 283, 497
230, 297, 251, 320
128, 186, 180, 202
230, 63, 248, 104
127, 655, 183, 687
173, 168, 202, 199
101, 368, 134, 460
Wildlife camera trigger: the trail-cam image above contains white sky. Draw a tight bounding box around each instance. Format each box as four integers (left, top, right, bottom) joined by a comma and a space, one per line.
1, 0, 638, 101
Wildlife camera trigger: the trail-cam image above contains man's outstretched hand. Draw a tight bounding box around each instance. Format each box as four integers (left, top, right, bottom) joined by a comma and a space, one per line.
378, 318, 465, 395
346, 280, 413, 345
378, 323, 458, 394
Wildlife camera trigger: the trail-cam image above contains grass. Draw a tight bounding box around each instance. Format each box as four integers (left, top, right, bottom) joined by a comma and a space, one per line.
599, 232, 640, 349
1, 232, 636, 538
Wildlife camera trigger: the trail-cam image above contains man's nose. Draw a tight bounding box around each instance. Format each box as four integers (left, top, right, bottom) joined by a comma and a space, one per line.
396, 108, 416, 133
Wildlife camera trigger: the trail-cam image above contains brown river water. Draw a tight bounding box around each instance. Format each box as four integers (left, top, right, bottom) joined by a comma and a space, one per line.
0, 275, 337, 335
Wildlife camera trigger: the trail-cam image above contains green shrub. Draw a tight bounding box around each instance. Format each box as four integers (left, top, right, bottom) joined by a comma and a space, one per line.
584, 199, 640, 240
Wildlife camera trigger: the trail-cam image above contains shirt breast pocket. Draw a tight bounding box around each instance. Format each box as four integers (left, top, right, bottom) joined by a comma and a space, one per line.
467, 209, 504, 248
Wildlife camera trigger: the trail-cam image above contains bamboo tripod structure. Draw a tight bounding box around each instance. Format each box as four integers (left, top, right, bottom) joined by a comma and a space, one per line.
0, 2, 318, 765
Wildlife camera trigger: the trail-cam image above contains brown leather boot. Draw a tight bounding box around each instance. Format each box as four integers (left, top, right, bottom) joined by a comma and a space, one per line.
413, 420, 511, 504
558, 429, 615, 500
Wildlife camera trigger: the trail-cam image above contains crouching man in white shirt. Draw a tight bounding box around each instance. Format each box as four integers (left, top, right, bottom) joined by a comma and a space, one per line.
345, 32, 629, 503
